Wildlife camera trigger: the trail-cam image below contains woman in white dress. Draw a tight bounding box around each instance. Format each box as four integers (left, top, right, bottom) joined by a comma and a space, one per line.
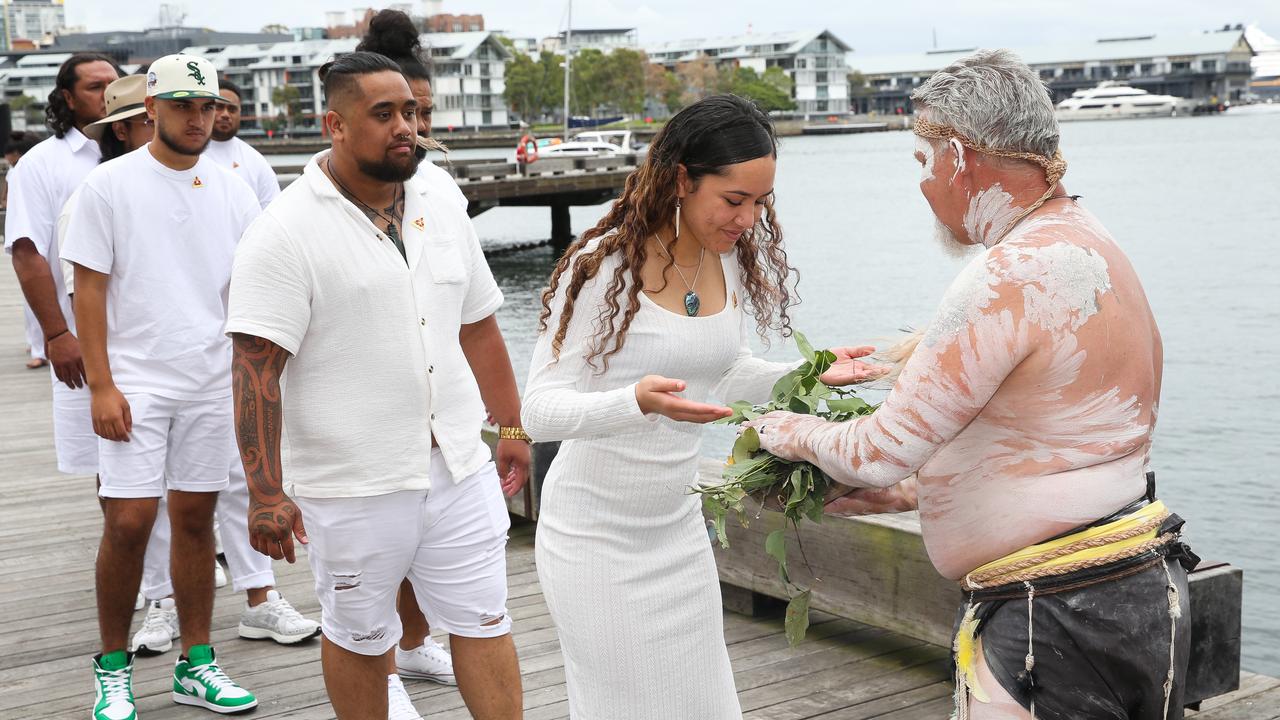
521, 96, 876, 718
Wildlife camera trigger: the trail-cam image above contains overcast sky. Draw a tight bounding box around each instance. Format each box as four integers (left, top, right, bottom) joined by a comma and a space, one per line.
65, 0, 1280, 59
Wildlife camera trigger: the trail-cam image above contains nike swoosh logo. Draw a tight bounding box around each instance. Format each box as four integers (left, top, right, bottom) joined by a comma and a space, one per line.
179, 677, 207, 699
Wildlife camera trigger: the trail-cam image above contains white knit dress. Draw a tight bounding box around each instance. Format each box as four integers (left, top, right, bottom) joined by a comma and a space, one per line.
522, 242, 795, 719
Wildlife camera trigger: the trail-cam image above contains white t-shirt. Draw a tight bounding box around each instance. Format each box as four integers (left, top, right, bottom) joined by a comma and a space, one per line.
3, 127, 102, 335
203, 137, 280, 209
226, 151, 503, 499
415, 159, 468, 214
56, 186, 81, 294
62, 146, 261, 401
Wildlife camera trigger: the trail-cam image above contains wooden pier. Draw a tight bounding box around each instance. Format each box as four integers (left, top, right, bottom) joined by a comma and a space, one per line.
1, 270, 1277, 718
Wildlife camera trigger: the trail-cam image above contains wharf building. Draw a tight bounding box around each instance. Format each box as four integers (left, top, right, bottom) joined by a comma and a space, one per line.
184, 30, 513, 132
851, 28, 1256, 114
645, 29, 853, 115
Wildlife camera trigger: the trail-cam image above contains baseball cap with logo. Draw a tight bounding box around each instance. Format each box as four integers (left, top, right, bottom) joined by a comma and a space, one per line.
89, 74, 148, 126
146, 53, 220, 100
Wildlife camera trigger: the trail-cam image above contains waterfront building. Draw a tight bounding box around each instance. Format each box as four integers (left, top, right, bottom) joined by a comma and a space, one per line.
851, 28, 1256, 114
541, 28, 638, 55
50, 26, 290, 64
184, 31, 512, 132
2, 0, 65, 52
1245, 25, 1280, 100
426, 14, 485, 33
646, 29, 852, 115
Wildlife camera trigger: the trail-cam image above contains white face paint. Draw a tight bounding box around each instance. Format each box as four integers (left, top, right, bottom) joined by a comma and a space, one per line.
916, 136, 937, 183
962, 184, 1020, 248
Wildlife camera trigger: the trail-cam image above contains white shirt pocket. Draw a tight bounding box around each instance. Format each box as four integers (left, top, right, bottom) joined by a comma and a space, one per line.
424, 238, 466, 284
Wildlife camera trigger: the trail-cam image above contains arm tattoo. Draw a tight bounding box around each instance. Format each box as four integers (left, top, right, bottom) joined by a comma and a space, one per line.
232, 333, 288, 500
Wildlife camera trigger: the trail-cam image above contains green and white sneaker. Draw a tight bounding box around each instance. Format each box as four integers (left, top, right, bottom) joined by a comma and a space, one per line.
171, 645, 258, 714
92, 651, 137, 720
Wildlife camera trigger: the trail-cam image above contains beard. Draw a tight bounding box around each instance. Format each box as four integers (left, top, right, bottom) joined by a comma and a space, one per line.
157, 125, 211, 157
357, 151, 420, 183
211, 124, 237, 142
933, 218, 978, 260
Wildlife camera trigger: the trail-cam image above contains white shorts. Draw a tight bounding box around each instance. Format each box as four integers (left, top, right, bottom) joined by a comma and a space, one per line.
97, 393, 234, 499
51, 378, 98, 475
298, 451, 512, 656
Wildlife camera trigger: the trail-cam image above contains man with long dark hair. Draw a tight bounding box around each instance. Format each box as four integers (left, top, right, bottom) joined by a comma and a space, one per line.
4, 52, 119, 482
63, 53, 260, 719
227, 51, 526, 720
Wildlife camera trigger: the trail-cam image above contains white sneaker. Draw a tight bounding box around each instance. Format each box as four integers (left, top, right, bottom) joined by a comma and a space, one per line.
214, 561, 227, 588
387, 674, 423, 720
134, 592, 145, 612
396, 636, 456, 685
130, 597, 179, 655
237, 590, 321, 644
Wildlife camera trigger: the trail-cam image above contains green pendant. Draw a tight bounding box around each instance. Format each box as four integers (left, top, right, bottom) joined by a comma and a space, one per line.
684, 291, 701, 317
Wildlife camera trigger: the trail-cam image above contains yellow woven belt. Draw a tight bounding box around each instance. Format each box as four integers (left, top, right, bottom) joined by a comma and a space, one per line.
953, 500, 1172, 707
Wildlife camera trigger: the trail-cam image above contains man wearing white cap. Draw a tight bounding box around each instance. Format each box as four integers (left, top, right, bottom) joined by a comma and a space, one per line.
61, 73, 320, 664
63, 53, 260, 719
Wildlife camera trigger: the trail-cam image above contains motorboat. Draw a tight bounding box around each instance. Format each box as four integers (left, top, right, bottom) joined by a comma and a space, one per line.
1055, 82, 1195, 121
515, 130, 640, 163
537, 130, 638, 157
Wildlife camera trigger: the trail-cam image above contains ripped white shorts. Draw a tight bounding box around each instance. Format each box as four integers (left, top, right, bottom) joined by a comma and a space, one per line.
296, 450, 512, 655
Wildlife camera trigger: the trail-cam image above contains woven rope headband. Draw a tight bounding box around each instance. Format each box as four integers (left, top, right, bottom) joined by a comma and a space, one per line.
913, 117, 1068, 243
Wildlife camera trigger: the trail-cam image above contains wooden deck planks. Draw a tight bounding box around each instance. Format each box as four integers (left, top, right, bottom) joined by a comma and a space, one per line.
2, 267, 1276, 719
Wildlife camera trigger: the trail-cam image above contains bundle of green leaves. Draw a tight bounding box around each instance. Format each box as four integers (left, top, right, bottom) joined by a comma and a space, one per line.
696, 332, 877, 645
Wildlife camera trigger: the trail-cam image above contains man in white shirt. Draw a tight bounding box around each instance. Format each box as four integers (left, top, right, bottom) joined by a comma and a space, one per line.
204, 76, 280, 209
226, 52, 528, 720
5, 53, 119, 479
64, 54, 259, 720
66, 73, 320, 663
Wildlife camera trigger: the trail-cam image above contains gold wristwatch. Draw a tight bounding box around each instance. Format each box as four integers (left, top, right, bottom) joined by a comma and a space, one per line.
498, 425, 532, 443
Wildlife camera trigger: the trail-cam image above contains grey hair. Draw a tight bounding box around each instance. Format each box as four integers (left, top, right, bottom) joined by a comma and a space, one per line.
910, 49, 1059, 158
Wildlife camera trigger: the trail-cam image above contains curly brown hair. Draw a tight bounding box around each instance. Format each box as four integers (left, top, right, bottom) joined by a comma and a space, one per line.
538, 94, 796, 370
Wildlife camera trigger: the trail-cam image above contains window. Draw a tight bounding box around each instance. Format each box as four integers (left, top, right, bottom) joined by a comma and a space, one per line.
816, 71, 828, 83
1171, 61, 1190, 72
1201, 59, 1217, 72
1039, 69, 1055, 80
1141, 63, 1157, 75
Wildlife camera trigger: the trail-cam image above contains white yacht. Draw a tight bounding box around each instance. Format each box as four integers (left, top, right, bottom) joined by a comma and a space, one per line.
537, 130, 639, 158
1055, 82, 1195, 121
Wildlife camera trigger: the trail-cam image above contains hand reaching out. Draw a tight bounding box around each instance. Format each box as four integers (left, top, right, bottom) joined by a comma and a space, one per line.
635, 375, 733, 424
819, 346, 890, 386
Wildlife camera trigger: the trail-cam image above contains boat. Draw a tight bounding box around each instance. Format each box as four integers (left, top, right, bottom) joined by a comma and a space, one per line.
515, 130, 640, 163
538, 130, 638, 157
1055, 82, 1196, 121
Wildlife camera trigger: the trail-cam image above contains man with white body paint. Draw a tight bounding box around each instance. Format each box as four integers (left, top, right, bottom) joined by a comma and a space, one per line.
749, 50, 1198, 720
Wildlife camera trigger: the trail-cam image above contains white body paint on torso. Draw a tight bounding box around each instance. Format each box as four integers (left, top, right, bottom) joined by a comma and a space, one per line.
791, 202, 1162, 579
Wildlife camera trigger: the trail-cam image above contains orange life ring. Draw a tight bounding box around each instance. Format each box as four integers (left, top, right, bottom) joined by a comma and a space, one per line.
516, 134, 539, 164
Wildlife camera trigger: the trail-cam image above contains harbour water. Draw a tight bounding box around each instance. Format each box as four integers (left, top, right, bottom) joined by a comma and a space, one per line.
472, 111, 1280, 676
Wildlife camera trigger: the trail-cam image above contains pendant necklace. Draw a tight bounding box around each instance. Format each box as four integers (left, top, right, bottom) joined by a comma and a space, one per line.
652, 235, 704, 316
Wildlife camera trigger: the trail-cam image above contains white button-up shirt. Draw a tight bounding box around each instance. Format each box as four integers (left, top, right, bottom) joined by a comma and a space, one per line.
4, 127, 102, 333
226, 151, 503, 499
